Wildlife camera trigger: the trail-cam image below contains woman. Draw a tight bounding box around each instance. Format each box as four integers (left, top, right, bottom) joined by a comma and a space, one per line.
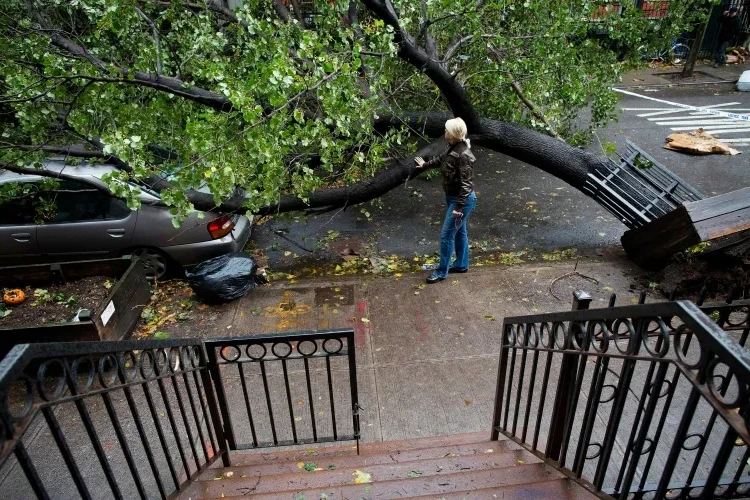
415, 117, 477, 284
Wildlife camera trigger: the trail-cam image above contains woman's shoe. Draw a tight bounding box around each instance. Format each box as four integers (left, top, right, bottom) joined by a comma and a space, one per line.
426, 273, 446, 284
449, 267, 468, 273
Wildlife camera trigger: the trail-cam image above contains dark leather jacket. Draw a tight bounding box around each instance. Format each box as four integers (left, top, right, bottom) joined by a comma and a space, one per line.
424, 140, 475, 211
719, 14, 742, 43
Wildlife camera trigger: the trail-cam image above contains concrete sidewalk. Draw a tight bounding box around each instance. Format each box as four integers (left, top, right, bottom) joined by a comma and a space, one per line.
620, 59, 750, 87
168, 256, 655, 443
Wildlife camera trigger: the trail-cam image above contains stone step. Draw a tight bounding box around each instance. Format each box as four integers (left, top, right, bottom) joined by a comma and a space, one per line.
189, 448, 542, 498
207, 463, 572, 499
221, 431, 491, 467
178, 434, 599, 500
202, 438, 521, 480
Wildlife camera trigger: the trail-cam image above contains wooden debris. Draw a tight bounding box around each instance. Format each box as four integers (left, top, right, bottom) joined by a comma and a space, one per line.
727, 46, 749, 65
664, 129, 741, 155
622, 187, 750, 269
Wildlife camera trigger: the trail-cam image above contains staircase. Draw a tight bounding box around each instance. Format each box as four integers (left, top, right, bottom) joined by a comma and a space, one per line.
178, 433, 597, 499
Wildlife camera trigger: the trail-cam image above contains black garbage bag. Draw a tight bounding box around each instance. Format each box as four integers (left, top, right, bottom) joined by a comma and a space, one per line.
185, 252, 267, 304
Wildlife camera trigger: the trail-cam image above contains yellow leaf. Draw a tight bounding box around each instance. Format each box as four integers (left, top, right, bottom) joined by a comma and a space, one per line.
517, 460, 524, 464
224, 471, 233, 477
353, 470, 372, 484
414, 291, 420, 295
284, 251, 292, 256
435, 300, 441, 303
334, 287, 341, 292
361, 318, 370, 323
297, 462, 305, 469
394, 273, 403, 278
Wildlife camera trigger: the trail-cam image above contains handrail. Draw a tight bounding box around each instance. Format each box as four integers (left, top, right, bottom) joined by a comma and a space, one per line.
204, 329, 360, 452
0, 338, 226, 500
0, 328, 361, 499
492, 297, 750, 499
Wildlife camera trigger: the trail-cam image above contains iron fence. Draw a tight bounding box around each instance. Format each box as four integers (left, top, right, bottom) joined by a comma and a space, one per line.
492, 294, 750, 499
0, 328, 360, 499
700, 0, 750, 58
205, 329, 360, 452
0, 339, 226, 500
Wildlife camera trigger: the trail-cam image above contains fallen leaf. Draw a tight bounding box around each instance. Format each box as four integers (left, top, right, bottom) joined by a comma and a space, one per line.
517, 460, 524, 464
353, 470, 372, 484
407, 471, 423, 478
485, 315, 495, 321
284, 251, 292, 256
464, 399, 473, 406
224, 471, 233, 477
361, 318, 370, 323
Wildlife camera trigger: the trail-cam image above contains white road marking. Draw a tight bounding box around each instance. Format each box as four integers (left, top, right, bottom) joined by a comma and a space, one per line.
703, 128, 750, 134
668, 124, 750, 131
655, 119, 746, 126
613, 89, 750, 121
648, 113, 749, 121
618, 91, 750, 147
634, 102, 742, 118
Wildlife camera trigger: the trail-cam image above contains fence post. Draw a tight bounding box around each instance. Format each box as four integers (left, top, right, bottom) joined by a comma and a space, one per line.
546, 290, 591, 463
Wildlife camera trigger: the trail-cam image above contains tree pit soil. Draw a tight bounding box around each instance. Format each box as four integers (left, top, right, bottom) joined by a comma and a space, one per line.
0, 276, 111, 329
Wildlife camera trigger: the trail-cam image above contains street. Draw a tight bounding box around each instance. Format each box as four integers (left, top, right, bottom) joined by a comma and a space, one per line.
252, 80, 750, 271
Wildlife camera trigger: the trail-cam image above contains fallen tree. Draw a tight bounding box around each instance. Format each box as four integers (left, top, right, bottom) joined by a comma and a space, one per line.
1, 0, 709, 219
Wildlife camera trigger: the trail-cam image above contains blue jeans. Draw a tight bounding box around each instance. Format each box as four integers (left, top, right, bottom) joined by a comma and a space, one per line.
716, 40, 730, 65
434, 192, 477, 278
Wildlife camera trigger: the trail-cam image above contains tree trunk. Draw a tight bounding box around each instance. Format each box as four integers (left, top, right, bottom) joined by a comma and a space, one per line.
248, 116, 611, 215
682, 4, 713, 78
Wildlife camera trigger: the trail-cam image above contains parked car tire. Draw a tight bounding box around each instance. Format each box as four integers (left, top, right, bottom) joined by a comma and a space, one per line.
131, 247, 169, 280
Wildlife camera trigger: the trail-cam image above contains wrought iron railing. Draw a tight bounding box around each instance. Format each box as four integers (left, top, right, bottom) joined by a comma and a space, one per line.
205, 329, 360, 451
0, 329, 360, 499
0, 338, 225, 500
492, 293, 750, 499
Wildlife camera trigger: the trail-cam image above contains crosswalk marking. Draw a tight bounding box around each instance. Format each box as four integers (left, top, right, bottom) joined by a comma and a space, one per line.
703, 128, 750, 134
669, 124, 750, 131
633, 102, 742, 118
620, 99, 750, 147
655, 119, 746, 126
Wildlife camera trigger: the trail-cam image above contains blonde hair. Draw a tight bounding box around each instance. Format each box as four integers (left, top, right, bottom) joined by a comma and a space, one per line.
445, 117, 468, 141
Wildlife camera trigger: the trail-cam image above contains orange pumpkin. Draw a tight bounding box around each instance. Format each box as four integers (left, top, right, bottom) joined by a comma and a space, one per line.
3, 289, 25, 305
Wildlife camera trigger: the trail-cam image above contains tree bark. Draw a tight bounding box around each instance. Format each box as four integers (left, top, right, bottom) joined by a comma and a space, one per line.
682, 4, 713, 78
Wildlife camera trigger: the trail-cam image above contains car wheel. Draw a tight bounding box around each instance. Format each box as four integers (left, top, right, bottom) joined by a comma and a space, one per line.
131, 248, 169, 280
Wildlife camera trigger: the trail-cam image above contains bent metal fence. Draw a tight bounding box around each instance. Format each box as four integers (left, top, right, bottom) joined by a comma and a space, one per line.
492, 295, 750, 499
0, 329, 359, 500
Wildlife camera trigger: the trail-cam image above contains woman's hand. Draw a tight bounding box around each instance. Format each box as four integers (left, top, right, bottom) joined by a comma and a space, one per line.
452, 210, 463, 218
415, 156, 426, 168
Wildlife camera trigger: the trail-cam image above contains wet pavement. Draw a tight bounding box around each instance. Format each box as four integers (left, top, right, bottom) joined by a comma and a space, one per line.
251, 62, 750, 273
161, 256, 656, 442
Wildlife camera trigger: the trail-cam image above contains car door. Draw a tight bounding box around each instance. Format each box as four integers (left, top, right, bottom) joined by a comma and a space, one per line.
36, 180, 137, 260
0, 184, 41, 265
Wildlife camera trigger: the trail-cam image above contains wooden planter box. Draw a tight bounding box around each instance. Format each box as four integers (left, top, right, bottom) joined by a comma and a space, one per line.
0, 256, 149, 353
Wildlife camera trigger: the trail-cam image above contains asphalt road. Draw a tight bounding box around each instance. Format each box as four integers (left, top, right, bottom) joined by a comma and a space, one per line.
251, 82, 750, 270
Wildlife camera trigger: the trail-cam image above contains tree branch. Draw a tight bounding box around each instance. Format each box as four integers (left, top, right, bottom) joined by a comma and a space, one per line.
135, 6, 163, 75
359, 0, 480, 130
506, 73, 563, 141
289, 0, 309, 28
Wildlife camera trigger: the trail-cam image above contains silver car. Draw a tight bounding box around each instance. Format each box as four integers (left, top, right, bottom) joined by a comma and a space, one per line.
0, 161, 252, 278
